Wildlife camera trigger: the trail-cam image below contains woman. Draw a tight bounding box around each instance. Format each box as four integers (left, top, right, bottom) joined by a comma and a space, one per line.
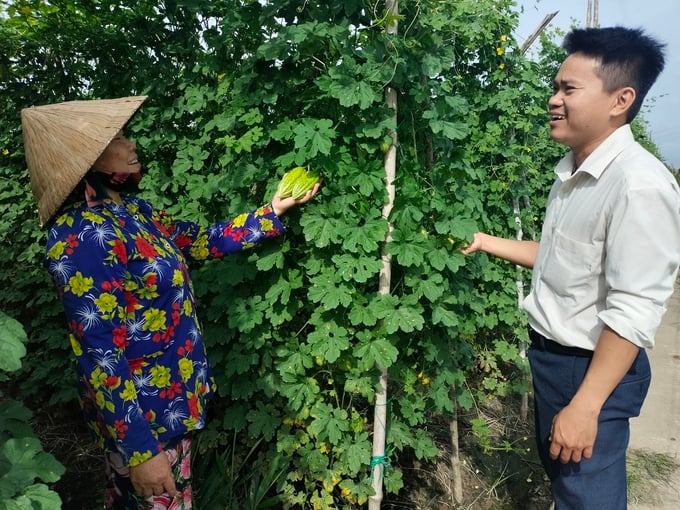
21, 96, 320, 509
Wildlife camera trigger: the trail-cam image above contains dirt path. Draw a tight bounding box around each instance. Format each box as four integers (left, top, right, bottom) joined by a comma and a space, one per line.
629, 279, 680, 509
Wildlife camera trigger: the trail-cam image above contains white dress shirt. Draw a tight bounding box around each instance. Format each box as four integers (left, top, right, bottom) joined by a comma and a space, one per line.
523, 124, 680, 350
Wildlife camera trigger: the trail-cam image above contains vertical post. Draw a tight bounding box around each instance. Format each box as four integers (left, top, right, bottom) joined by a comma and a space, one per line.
369, 2, 398, 509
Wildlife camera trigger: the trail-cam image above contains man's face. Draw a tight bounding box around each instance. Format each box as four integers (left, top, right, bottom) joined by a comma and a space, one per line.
548, 53, 621, 164
92, 131, 141, 175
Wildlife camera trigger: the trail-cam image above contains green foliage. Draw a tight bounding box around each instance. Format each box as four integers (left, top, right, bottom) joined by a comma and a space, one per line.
0, 313, 27, 374
0, 312, 64, 509
1, 0, 666, 507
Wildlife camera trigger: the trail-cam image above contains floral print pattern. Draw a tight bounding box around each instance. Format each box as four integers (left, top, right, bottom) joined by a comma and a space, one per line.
105, 436, 193, 509
45, 196, 285, 466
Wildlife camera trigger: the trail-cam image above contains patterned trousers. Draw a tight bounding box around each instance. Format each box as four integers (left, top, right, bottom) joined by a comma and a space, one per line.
104, 436, 193, 510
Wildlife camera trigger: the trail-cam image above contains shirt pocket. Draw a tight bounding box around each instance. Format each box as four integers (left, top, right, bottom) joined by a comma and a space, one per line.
540, 230, 603, 299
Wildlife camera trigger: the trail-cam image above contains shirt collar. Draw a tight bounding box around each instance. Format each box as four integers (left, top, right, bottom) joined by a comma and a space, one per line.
554, 124, 633, 182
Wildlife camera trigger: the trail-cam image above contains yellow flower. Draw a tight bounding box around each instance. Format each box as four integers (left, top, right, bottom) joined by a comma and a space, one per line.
499, 63, 506, 70
68, 272, 94, 296
55, 215, 74, 227
129, 451, 153, 467
120, 380, 138, 401
143, 308, 167, 331
90, 367, 107, 389
259, 218, 274, 231
172, 269, 184, 286
2, 149, 8, 156
138, 284, 159, 300
189, 244, 209, 260
182, 416, 200, 429
94, 292, 118, 313
182, 299, 193, 317
69, 334, 83, 356
150, 365, 171, 388
82, 211, 105, 224
500, 35, 507, 42
178, 358, 194, 382
232, 213, 248, 227
47, 241, 66, 260
256, 205, 274, 217
496, 47, 505, 56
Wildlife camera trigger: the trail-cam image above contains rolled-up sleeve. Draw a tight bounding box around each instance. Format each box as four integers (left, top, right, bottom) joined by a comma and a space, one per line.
599, 185, 680, 348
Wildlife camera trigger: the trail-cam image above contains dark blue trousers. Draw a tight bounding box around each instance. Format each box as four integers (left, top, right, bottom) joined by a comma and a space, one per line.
528, 346, 651, 510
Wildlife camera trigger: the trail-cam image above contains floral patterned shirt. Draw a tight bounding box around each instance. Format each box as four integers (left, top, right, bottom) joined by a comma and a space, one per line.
44, 195, 285, 466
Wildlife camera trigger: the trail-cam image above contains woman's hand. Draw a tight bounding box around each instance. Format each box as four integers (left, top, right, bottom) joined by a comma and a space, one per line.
271, 181, 321, 216
129, 451, 178, 499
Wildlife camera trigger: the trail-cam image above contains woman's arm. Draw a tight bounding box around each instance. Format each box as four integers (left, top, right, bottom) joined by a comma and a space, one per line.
155, 182, 321, 262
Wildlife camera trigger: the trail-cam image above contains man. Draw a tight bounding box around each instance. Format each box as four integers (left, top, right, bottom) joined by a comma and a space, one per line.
463, 27, 680, 509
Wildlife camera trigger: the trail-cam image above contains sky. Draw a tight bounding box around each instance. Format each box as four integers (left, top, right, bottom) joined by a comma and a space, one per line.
514, 0, 680, 168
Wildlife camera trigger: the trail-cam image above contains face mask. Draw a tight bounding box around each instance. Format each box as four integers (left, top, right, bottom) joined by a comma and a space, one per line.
104, 171, 142, 191
84, 170, 142, 207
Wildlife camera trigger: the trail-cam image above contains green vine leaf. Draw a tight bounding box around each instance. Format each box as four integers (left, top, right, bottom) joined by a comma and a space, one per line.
354, 336, 399, 371
307, 273, 353, 310
4, 483, 63, 510
332, 254, 383, 283
227, 295, 267, 333
1, 437, 65, 492
307, 320, 350, 363
0, 313, 27, 373
308, 402, 349, 445
292, 118, 336, 160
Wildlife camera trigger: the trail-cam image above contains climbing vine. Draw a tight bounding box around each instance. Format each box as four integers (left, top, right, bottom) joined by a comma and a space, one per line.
0, 1, 632, 507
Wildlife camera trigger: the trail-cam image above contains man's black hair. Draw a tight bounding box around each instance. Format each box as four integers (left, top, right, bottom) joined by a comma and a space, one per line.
562, 26, 666, 123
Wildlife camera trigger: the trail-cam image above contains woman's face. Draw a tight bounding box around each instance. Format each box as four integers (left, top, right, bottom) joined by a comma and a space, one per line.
92, 131, 141, 174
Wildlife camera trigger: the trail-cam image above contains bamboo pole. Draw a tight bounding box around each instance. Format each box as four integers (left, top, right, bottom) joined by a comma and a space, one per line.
449, 390, 463, 504
369, 1, 398, 508
520, 12, 558, 55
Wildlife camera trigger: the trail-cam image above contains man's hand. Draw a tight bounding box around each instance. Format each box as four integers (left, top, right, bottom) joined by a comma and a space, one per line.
459, 232, 539, 269
548, 327, 640, 464
549, 402, 598, 463
460, 232, 485, 255
129, 451, 178, 499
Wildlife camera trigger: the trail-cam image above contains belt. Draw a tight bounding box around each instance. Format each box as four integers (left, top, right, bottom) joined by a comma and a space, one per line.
528, 328, 593, 358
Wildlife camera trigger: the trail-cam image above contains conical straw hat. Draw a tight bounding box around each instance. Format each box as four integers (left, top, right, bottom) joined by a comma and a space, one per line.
21, 95, 147, 227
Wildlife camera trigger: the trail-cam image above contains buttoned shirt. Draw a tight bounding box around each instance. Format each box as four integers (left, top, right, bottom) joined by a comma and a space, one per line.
45, 195, 285, 465
523, 125, 680, 350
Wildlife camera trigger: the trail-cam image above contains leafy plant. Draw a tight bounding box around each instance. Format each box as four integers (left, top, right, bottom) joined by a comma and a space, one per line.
0, 1, 668, 508
0, 312, 64, 509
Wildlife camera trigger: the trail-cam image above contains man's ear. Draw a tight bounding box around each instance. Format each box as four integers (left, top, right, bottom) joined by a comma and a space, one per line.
611, 86, 636, 118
